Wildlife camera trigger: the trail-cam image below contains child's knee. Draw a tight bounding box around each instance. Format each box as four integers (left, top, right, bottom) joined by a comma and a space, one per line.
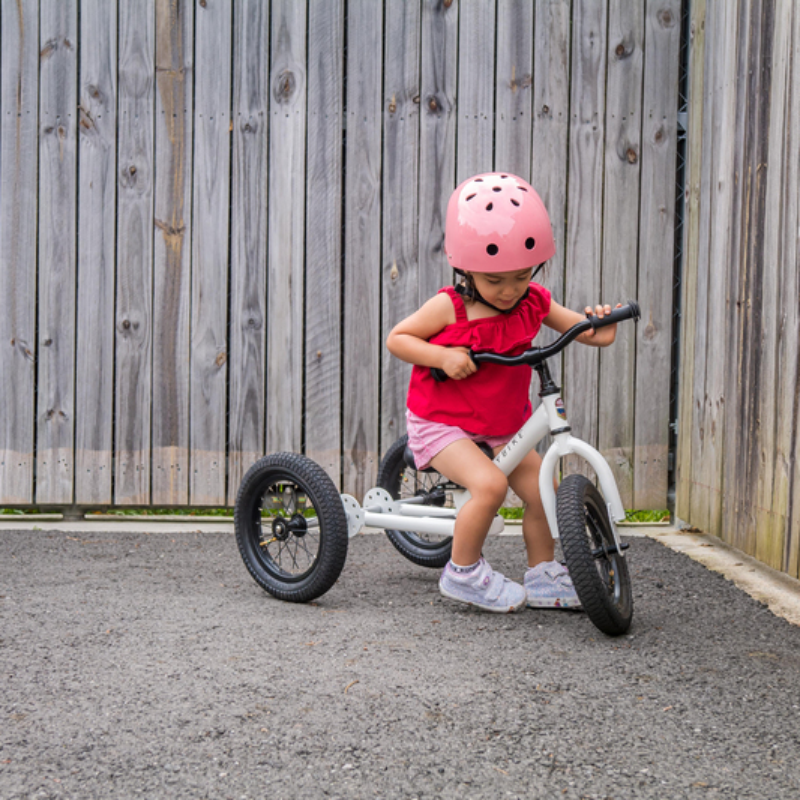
474, 470, 508, 508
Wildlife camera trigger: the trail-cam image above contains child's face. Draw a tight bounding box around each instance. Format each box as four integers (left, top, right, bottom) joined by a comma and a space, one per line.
469, 267, 533, 310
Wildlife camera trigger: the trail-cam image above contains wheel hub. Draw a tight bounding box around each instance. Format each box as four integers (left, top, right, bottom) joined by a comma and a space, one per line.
272, 513, 308, 541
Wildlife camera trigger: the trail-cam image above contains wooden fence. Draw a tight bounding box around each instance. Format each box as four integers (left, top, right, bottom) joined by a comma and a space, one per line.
0, 0, 681, 510
676, 0, 800, 578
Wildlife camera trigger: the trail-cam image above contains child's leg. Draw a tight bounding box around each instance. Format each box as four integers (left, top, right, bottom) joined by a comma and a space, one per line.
429, 439, 508, 566
506, 447, 581, 610
504, 448, 555, 568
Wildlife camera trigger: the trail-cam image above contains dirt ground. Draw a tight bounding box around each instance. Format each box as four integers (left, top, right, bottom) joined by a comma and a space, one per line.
2, 527, 800, 799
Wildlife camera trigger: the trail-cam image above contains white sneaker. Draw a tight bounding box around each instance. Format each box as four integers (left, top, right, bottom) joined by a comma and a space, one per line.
524, 561, 582, 609
439, 558, 526, 613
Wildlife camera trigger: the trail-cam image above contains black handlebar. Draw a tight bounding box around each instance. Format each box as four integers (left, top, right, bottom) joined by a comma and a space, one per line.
430, 300, 640, 382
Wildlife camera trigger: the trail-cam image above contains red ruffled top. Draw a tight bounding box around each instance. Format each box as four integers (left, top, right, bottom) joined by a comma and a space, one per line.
406, 283, 552, 435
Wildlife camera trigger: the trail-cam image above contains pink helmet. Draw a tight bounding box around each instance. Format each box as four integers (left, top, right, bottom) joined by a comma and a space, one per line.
444, 172, 556, 274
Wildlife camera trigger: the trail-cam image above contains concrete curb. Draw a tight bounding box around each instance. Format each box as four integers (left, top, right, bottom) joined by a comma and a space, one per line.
644, 526, 800, 627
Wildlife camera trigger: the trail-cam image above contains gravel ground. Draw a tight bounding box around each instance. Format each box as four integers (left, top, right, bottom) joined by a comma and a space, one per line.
2, 528, 800, 800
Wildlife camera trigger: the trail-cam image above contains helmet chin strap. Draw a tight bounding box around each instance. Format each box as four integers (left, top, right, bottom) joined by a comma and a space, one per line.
454, 265, 544, 315
454, 283, 529, 314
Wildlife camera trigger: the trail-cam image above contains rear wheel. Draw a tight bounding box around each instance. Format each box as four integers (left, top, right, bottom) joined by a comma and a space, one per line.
234, 453, 348, 602
376, 435, 456, 568
557, 474, 633, 636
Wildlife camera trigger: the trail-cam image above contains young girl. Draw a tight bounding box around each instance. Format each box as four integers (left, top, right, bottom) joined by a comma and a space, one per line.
386, 172, 619, 614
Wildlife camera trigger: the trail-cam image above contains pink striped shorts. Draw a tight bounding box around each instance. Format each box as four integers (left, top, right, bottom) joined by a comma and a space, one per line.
405, 410, 512, 471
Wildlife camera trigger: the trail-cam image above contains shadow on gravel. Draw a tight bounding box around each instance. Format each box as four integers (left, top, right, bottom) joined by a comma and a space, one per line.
2, 529, 799, 799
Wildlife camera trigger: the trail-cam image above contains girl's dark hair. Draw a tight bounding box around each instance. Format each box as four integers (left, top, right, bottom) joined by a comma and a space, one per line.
457, 272, 478, 303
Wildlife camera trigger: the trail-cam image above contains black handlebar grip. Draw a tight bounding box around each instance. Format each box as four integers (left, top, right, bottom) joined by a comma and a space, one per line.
590, 300, 641, 328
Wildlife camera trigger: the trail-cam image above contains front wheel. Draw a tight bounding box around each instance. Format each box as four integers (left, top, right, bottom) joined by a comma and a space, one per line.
557, 474, 633, 636
376, 435, 456, 568
234, 453, 349, 602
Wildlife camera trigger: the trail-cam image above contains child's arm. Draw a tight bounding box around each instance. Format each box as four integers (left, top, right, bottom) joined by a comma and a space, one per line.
543, 300, 620, 347
386, 294, 477, 380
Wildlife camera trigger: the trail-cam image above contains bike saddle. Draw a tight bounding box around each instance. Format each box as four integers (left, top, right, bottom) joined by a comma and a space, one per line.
403, 441, 495, 473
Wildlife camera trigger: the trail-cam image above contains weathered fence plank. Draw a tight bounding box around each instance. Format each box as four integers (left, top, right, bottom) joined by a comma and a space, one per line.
381, 0, 421, 456
598, 0, 644, 508
36, 0, 78, 505
417, 0, 458, 305
343, 0, 383, 497
190, 0, 231, 506
456, 0, 496, 183
721, 0, 757, 556
633, 0, 681, 510
495, 1, 533, 178
75, 0, 117, 506
783, 1, 800, 577
0, 0, 39, 504
115, 0, 155, 506
684, 0, 717, 532
753, 0, 783, 571
267, 0, 306, 458
228, 0, 269, 497
564, 0, 608, 472
675, 0, 706, 528
305, 0, 344, 484
530, 0, 571, 375
704, 3, 739, 541
152, 0, 193, 507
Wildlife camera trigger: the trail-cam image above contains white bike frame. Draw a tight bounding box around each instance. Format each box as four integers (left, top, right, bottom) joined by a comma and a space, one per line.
339, 390, 627, 554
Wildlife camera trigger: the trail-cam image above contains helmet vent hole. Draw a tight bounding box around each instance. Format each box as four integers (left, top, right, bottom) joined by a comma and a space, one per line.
510, 198, 520, 206
485, 202, 493, 211
519, 186, 528, 192
525, 237, 536, 250
474, 178, 484, 182
500, 174, 508, 178
492, 186, 502, 192
486, 244, 499, 256
466, 193, 476, 201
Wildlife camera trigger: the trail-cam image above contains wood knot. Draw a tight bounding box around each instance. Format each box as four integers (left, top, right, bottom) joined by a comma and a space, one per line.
40, 39, 58, 60
273, 69, 296, 104
215, 351, 227, 368
542, 104, 550, 115
388, 94, 397, 114
427, 96, 440, 113
626, 147, 638, 164
658, 9, 675, 28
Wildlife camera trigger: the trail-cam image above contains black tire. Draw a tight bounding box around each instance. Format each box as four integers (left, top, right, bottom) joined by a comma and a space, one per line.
376, 435, 456, 568
557, 474, 633, 636
234, 452, 348, 602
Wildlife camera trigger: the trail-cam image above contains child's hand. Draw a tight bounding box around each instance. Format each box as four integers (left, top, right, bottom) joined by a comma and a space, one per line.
583, 303, 621, 337
441, 346, 478, 380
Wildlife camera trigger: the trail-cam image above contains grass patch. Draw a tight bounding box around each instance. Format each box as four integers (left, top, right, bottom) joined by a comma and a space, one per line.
86, 508, 234, 518
499, 507, 669, 523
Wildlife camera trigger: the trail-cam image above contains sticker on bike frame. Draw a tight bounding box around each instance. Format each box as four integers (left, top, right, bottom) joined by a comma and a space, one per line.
555, 398, 567, 419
